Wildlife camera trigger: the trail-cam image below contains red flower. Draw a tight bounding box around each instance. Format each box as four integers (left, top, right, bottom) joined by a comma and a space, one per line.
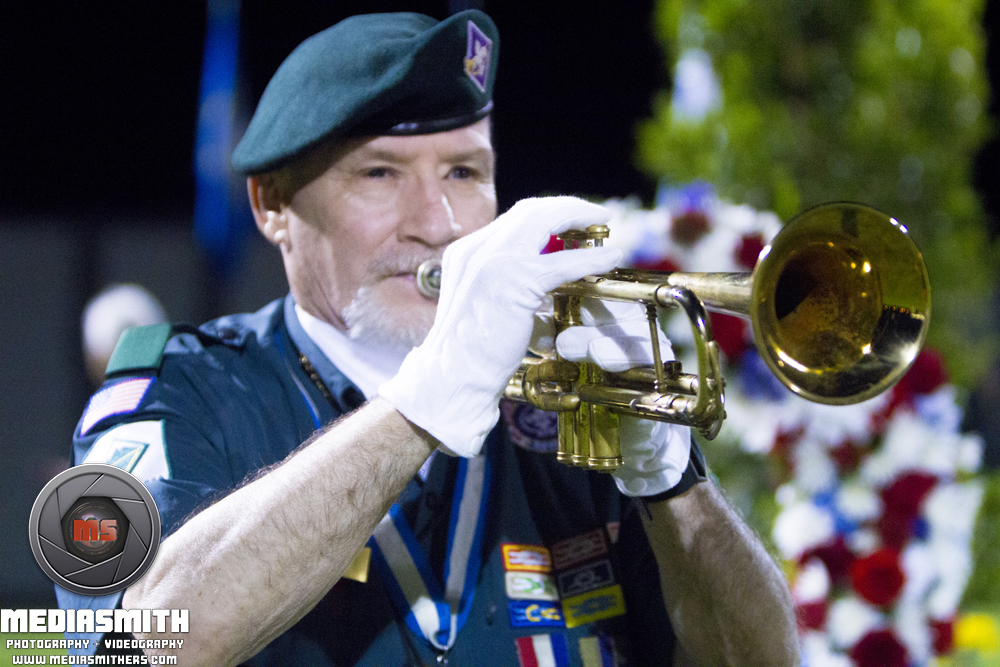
877, 472, 937, 548
633, 256, 681, 273
670, 210, 711, 245
930, 617, 955, 655
735, 233, 766, 269
800, 537, 856, 587
770, 427, 805, 475
886, 348, 948, 413
830, 439, 866, 475
882, 472, 937, 520
795, 601, 827, 630
850, 629, 908, 667
877, 511, 915, 550
709, 312, 750, 361
850, 549, 905, 606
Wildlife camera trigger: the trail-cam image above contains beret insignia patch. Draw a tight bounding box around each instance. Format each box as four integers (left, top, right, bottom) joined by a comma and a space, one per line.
464, 21, 492, 92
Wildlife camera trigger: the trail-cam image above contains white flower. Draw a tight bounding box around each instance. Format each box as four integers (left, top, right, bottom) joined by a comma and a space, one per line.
795, 558, 832, 603
926, 542, 973, 618
718, 392, 782, 454
604, 199, 673, 264
899, 543, 936, 606
914, 385, 963, 433
836, 483, 883, 523
792, 440, 838, 494
773, 501, 836, 560
924, 481, 984, 544
792, 395, 888, 448
800, 631, 853, 667
894, 603, 931, 664
847, 528, 880, 557
776, 483, 800, 507
861, 411, 969, 484
828, 597, 883, 649
957, 433, 984, 473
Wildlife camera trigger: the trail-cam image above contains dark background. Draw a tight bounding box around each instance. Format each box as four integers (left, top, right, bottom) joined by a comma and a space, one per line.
0, 1, 997, 608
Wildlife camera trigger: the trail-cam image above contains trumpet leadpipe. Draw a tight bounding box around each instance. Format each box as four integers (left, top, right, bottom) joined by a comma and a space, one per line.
550, 270, 754, 317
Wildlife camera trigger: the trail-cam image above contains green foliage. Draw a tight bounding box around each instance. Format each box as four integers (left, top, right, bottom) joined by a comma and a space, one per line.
639, 0, 999, 387
964, 471, 1000, 609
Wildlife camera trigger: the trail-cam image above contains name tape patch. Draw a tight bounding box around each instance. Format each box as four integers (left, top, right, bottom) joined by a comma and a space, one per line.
503, 543, 552, 573
551, 529, 608, 571
562, 584, 626, 629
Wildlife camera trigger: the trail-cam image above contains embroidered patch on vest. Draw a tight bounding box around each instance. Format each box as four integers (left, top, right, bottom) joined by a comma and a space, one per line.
509, 600, 565, 628
515, 633, 571, 666
579, 635, 619, 667
506, 571, 560, 601
502, 543, 553, 573
84, 420, 169, 482
551, 529, 608, 571
80, 377, 153, 436
503, 400, 559, 453
562, 585, 626, 629
557, 559, 615, 599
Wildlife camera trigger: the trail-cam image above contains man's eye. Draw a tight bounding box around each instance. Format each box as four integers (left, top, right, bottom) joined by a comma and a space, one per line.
364, 167, 391, 178
449, 166, 475, 179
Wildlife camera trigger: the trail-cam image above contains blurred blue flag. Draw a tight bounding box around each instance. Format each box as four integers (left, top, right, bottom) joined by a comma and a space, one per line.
193, 0, 248, 276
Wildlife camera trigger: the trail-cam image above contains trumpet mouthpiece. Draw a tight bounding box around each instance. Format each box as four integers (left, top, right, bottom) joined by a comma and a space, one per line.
416, 260, 442, 299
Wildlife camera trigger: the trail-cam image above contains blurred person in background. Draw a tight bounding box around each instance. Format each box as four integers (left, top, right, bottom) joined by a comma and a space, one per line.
81, 284, 168, 388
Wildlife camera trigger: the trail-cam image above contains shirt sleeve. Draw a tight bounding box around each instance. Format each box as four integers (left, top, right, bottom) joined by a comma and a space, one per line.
57, 348, 240, 656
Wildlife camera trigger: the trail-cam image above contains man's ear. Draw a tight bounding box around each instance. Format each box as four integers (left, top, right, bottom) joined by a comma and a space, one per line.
247, 176, 290, 249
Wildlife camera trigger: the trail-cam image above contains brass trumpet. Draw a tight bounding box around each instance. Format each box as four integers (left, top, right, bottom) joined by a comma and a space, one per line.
416, 202, 931, 471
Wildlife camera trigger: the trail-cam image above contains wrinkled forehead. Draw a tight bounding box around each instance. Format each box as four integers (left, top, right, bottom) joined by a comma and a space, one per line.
346, 117, 495, 164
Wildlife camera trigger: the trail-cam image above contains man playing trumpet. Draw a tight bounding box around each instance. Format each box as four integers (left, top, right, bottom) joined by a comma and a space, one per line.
61, 10, 798, 666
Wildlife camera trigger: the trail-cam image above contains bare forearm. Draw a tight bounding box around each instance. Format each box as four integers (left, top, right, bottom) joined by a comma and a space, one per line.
643, 482, 799, 667
123, 397, 436, 665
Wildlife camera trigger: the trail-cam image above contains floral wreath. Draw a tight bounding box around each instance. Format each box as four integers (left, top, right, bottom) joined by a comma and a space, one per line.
587, 184, 989, 666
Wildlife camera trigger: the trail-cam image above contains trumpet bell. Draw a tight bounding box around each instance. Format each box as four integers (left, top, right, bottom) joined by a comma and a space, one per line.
751, 202, 930, 404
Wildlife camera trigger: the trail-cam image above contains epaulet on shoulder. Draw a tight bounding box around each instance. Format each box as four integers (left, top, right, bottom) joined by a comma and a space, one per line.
104, 323, 174, 378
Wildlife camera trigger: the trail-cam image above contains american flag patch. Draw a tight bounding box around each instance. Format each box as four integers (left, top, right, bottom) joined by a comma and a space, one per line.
515, 633, 570, 667
80, 377, 153, 436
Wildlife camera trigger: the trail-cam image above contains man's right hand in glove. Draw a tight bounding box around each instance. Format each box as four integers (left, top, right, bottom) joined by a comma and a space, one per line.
380, 196, 622, 457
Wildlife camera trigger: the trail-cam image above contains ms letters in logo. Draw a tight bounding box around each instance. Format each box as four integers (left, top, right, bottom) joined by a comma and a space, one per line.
29, 463, 161, 596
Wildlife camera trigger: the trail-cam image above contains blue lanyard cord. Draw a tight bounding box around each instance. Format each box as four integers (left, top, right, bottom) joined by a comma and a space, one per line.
370, 453, 491, 651
274, 332, 323, 430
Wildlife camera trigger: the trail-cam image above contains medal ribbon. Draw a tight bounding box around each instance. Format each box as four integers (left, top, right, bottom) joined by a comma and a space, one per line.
370, 453, 491, 650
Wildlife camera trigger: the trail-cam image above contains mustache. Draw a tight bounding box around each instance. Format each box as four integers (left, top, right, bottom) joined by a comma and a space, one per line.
364, 250, 443, 282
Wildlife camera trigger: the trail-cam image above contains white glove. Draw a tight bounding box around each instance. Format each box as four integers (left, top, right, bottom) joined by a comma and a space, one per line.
556, 299, 693, 497
379, 197, 623, 457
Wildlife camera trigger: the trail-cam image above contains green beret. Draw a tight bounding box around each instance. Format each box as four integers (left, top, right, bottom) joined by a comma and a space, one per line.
231, 10, 500, 175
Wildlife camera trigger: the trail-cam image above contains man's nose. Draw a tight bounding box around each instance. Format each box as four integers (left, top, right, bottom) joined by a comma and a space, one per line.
398, 176, 461, 247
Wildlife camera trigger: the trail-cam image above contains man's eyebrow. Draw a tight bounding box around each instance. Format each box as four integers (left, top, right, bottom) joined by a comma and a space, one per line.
352, 146, 495, 163
445, 147, 495, 163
